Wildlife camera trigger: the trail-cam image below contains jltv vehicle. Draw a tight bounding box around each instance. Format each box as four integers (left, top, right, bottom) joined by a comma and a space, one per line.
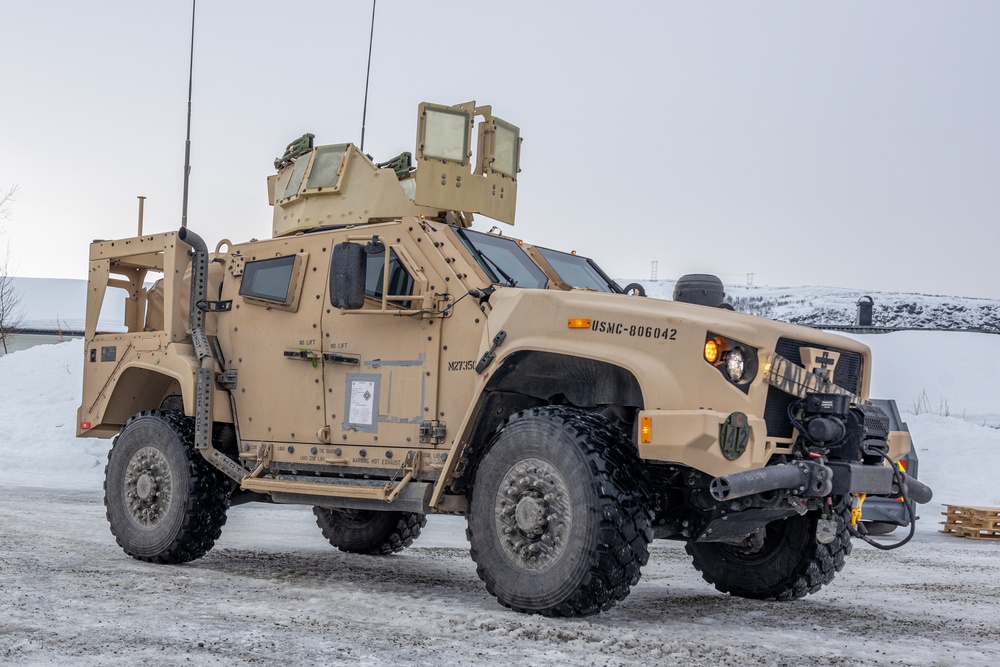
78, 101, 931, 616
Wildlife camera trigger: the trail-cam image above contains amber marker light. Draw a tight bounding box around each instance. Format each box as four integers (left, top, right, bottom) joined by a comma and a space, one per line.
640, 417, 652, 443
567, 318, 591, 329
704, 338, 720, 364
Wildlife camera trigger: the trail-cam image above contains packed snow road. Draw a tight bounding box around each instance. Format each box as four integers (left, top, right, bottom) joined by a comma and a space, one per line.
2, 486, 997, 666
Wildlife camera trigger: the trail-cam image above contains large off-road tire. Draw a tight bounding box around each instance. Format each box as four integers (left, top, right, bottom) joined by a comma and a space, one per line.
467, 406, 652, 617
312, 508, 426, 555
104, 410, 230, 564
686, 500, 853, 600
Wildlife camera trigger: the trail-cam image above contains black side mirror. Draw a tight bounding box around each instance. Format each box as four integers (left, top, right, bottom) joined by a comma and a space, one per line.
330, 242, 367, 309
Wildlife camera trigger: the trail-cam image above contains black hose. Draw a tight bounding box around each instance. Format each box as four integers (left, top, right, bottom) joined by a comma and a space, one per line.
849, 456, 917, 551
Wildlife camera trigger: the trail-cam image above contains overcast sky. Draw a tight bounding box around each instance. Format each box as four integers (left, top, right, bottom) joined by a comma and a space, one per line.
2, 1, 998, 298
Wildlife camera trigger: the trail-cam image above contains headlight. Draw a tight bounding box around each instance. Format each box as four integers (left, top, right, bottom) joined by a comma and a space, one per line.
704, 332, 758, 392
726, 347, 745, 382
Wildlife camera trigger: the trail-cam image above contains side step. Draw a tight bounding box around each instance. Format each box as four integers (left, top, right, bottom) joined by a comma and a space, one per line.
242, 475, 433, 514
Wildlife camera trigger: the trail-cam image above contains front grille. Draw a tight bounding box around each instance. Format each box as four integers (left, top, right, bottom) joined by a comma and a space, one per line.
764, 386, 797, 438
764, 338, 865, 438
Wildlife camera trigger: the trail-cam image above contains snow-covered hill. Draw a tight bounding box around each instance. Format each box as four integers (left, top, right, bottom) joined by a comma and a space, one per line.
619, 278, 1000, 332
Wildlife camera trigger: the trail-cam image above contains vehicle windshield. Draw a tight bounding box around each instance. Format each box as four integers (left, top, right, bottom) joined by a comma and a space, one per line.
453, 228, 548, 289
535, 246, 619, 293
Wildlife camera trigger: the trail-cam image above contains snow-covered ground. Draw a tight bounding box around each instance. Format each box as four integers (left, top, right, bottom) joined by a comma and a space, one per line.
1, 331, 998, 665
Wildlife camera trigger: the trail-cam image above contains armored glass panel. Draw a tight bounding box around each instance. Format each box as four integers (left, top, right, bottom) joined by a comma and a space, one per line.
423, 108, 469, 162
306, 144, 348, 189
365, 249, 414, 309
536, 247, 615, 292
239, 255, 296, 303
282, 152, 312, 199
492, 120, 519, 178
455, 229, 548, 289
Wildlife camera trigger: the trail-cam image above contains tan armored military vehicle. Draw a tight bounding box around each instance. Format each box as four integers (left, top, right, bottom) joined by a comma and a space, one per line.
78, 101, 931, 616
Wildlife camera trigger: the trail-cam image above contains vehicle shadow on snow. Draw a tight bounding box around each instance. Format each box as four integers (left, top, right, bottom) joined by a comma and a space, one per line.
190, 544, 487, 607
160, 542, 996, 661
181, 541, 889, 635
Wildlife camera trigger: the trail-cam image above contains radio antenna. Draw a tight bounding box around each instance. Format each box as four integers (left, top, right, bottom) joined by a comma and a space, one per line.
360, 0, 376, 152
181, 0, 196, 228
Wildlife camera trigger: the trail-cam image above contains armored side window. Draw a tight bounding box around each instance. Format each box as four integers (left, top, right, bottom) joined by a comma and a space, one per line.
282, 152, 312, 199
305, 145, 348, 190
239, 254, 307, 311
365, 249, 414, 309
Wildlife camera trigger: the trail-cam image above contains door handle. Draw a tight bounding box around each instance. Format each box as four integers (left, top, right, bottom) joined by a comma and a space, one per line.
284, 349, 322, 367
323, 353, 360, 365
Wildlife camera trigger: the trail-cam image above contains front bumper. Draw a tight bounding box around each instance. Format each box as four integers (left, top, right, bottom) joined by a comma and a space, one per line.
637, 409, 771, 478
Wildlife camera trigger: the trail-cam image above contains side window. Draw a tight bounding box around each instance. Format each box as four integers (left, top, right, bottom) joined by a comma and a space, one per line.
239, 254, 307, 311
365, 249, 414, 309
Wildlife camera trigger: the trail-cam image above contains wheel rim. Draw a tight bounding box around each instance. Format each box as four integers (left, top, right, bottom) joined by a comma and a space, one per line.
494, 458, 572, 571
123, 446, 174, 527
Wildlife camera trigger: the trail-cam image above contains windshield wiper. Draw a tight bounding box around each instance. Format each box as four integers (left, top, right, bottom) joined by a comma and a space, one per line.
472, 247, 517, 287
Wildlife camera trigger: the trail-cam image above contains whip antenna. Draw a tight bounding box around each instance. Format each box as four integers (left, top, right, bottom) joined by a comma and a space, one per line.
181, 0, 196, 228
360, 0, 376, 152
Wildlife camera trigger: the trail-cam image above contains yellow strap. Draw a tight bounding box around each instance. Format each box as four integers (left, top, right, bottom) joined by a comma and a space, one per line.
850, 493, 867, 526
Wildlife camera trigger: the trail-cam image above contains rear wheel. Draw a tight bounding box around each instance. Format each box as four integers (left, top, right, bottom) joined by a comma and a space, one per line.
686, 501, 852, 600
467, 406, 651, 617
312, 508, 426, 555
104, 411, 230, 563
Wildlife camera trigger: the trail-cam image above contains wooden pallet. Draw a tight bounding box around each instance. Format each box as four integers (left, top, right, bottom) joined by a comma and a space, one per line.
940, 504, 1000, 541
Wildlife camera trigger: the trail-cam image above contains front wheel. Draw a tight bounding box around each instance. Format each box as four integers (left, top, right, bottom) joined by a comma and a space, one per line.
686, 501, 853, 600
467, 406, 652, 617
104, 411, 230, 563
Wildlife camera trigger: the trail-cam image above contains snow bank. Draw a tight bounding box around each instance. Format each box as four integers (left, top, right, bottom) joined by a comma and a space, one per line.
843, 330, 1000, 426
0, 339, 110, 489
909, 413, 1000, 508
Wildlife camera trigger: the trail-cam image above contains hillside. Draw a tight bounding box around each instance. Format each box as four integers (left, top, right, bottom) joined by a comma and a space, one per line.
621, 278, 1000, 332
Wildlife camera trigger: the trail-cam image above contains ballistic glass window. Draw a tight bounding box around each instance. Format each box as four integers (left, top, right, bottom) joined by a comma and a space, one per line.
240, 255, 296, 304
306, 145, 348, 189
492, 119, 519, 178
282, 151, 312, 199
423, 108, 470, 162
365, 249, 415, 309
536, 247, 616, 292
455, 228, 548, 289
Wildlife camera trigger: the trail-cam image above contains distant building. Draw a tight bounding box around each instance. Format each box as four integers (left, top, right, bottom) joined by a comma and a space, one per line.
1, 277, 124, 356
